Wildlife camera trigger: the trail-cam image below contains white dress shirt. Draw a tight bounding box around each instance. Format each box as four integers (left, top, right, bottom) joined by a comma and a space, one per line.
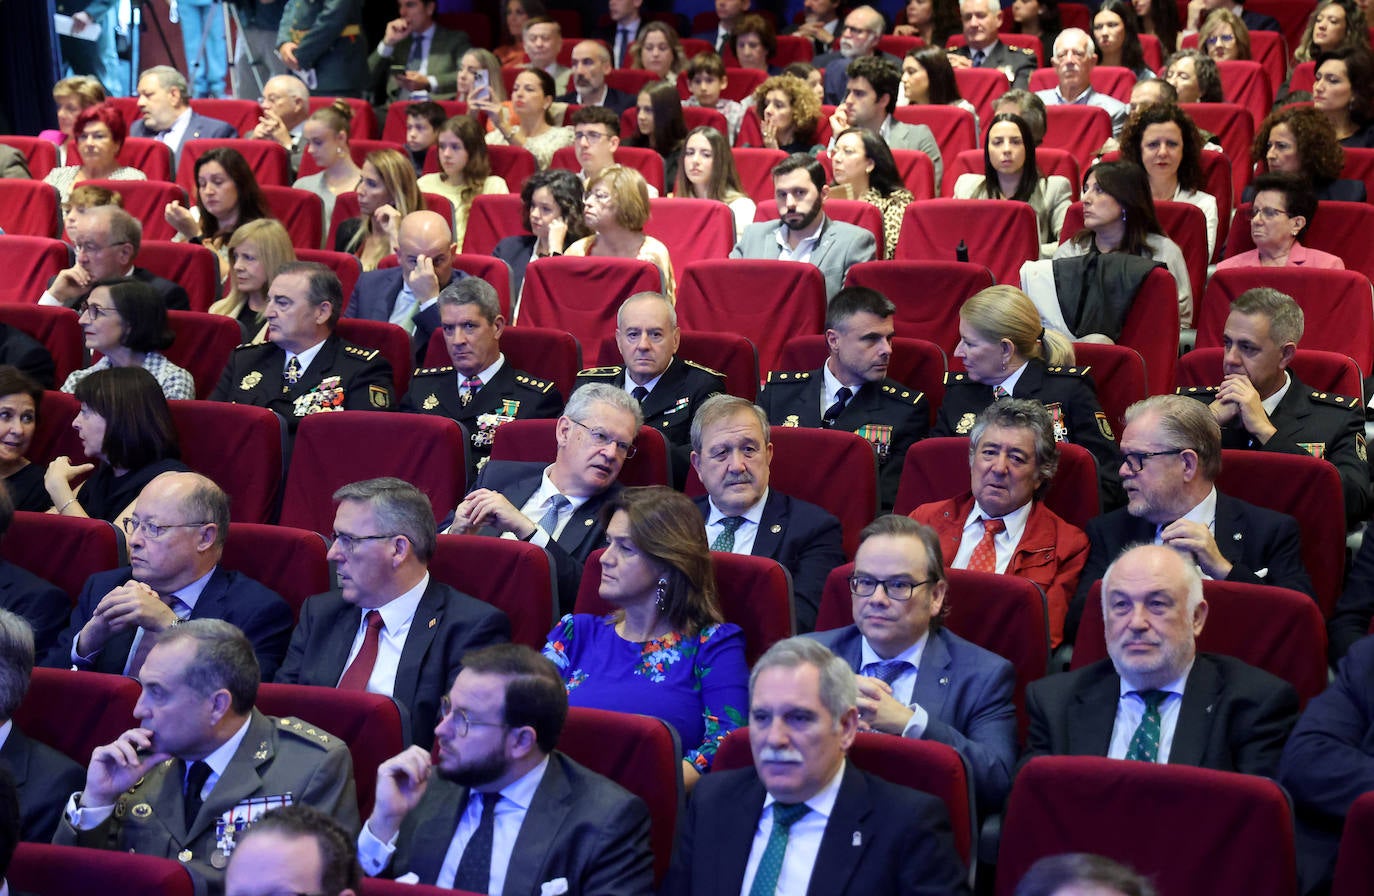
1107, 665, 1191, 762
704, 489, 770, 555
338, 574, 429, 695
515, 468, 592, 548
951, 499, 1032, 573
739, 760, 847, 896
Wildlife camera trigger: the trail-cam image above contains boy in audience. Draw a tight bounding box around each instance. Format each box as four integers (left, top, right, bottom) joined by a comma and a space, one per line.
404, 101, 446, 176
685, 52, 744, 144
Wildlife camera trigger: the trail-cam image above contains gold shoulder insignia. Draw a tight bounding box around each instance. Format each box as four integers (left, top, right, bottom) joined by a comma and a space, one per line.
766, 370, 811, 383
519, 375, 555, 394
943, 372, 967, 385
1310, 390, 1360, 408
232, 342, 258, 351
1047, 365, 1089, 377
277, 716, 333, 746
414, 366, 454, 376
576, 366, 622, 376
344, 345, 380, 360
684, 359, 725, 377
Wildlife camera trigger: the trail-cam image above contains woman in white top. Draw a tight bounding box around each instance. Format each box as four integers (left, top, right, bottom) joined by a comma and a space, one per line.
292, 100, 363, 229
954, 113, 1072, 258
62, 280, 194, 400
672, 126, 756, 240
418, 115, 509, 252
484, 69, 573, 170
1118, 102, 1219, 259
566, 164, 676, 300
43, 103, 146, 207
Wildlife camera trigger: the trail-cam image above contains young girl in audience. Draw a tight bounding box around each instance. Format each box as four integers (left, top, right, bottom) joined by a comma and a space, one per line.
753, 74, 823, 153
292, 100, 363, 225
1295, 0, 1369, 63
1133, 0, 1179, 58
1094, 0, 1154, 76
0, 367, 52, 512
493, 169, 589, 301
901, 47, 978, 124
631, 22, 688, 84
1198, 8, 1250, 61
895, 0, 963, 48
1118, 103, 1219, 257
565, 164, 676, 299
43, 103, 146, 207
63, 279, 194, 400
628, 82, 688, 189
673, 126, 756, 239
165, 147, 269, 280
43, 76, 106, 166
455, 48, 508, 107
209, 219, 296, 342
954, 113, 1072, 258
418, 116, 509, 252
334, 148, 422, 271
1313, 47, 1374, 146
485, 69, 574, 170
829, 127, 915, 260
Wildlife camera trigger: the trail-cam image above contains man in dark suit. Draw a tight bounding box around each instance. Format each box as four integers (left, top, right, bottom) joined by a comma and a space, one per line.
666, 636, 970, 896
275, 478, 510, 749
1027, 543, 1299, 777
1067, 393, 1313, 644
1185, 0, 1280, 35
812, 5, 897, 105
226, 805, 361, 896
276, 0, 370, 98
368, 0, 469, 103
558, 41, 635, 116
807, 515, 1017, 812
574, 292, 724, 487
690, 394, 844, 633
694, 0, 751, 54
0, 609, 84, 842
448, 383, 643, 612
948, 0, 1038, 90
55, 620, 360, 895
758, 285, 929, 511
44, 472, 294, 679
249, 74, 312, 176
211, 261, 395, 431
1180, 286, 1370, 529
357, 644, 654, 893
129, 66, 238, 161
0, 486, 66, 654
39, 206, 190, 312
402, 278, 562, 481
594, 0, 645, 69
346, 210, 466, 368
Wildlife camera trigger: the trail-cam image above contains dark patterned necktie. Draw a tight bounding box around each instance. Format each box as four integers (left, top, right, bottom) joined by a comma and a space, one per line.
451, 791, 498, 892
1124, 690, 1168, 762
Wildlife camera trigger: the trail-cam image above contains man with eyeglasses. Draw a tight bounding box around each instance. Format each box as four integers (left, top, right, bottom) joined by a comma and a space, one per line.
575, 292, 724, 487
39, 205, 190, 311
813, 5, 897, 105
558, 42, 635, 115
357, 643, 652, 892
569, 106, 658, 195
1066, 394, 1313, 645
948, 0, 1037, 90
1034, 29, 1129, 137
275, 478, 510, 750
43, 471, 294, 679
226, 805, 361, 896
806, 515, 1017, 812
448, 383, 643, 613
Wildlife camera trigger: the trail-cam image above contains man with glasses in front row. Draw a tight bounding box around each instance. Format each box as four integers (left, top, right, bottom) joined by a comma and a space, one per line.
448, 383, 643, 614
38, 205, 190, 311
276, 478, 510, 749
44, 471, 294, 679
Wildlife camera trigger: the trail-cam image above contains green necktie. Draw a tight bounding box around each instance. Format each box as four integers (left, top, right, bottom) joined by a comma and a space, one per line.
1124, 689, 1168, 762
748, 802, 811, 896
711, 516, 745, 552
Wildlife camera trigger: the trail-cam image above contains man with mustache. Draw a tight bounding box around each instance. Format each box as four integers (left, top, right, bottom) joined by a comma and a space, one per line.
1026, 543, 1299, 776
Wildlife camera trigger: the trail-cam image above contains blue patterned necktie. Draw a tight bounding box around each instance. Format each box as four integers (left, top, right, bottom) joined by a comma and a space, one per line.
711, 516, 745, 551
451, 791, 497, 892
863, 659, 910, 686
537, 494, 569, 537
748, 802, 811, 896
1124, 689, 1168, 762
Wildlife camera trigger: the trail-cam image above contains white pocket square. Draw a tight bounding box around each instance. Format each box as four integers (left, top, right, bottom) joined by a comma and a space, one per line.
394, 872, 420, 884
541, 878, 569, 895
1255, 568, 1269, 578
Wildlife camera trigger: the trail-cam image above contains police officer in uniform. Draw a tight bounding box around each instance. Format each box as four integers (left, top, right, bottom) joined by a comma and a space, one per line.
55, 620, 359, 896
211, 262, 394, 432
757, 287, 928, 511
1179, 287, 1371, 529
402, 278, 562, 481
573, 292, 724, 487
948, 0, 1039, 89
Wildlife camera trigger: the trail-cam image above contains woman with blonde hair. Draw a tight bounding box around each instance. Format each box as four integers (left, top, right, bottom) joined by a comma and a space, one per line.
753, 74, 823, 153
1198, 8, 1250, 61
1294, 0, 1369, 63
43, 76, 107, 165
334, 148, 422, 271
418, 116, 509, 251
456, 48, 509, 106
292, 100, 363, 225
565, 164, 676, 299
210, 220, 296, 341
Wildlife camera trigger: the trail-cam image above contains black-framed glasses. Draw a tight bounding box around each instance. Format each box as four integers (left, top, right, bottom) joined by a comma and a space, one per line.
569, 417, 637, 458
74, 240, 129, 256
848, 575, 933, 601
1248, 206, 1291, 221
75, 299, 118, 319
331, 531, 403, 553
440, 695, 510, 737
1121, 448, 1185, 474
122, 517, 211, 539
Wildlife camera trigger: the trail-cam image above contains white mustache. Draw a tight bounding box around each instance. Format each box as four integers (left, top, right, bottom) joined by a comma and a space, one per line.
757, 747, 804, 763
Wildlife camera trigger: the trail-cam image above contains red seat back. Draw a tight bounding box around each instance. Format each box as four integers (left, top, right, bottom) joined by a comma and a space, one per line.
12, 668, 140, 764
1339, 147, 1374, 203
164, 310, 241, 399
177, 139, 290, 194
220, 523, 330, 622
518, 256, 663, 351
1117, 267, 1179, 397
1226, 201, 1374, 284
10, 843, 194, 896
296, 247, 364, 302
953, 67, 1012, 127
1289, 59, 1317, 96
679, 330, 760, 402
81, 178, 187, 242
844, 259, 995, 356
777, 334, 946, 426
682, 104, 730, 139
645, 197, 736, 266
490, 419, 671, 487
486, 144, 538, 193
1178, 347, 1364, 398
1070, 342, 1145, 437
334, 318, 414, 396
0, 180, 59, 237
381, 100, 471, 143
1, 512, 124, 606
1217, 59, 1275, 127
1180, 102, 1253, 204
0, 236, 71, 307
896, 199, 1040, 285
549, 144, 667, 193
464, 192, 526, 257
28, 390, 82, 467
1334, 791, 1374, 896
732, 147, 788, 205
1041, 104, 1114, 170
260, 184, 325, 250
431, 534, 557, 649
188, 98, 259, 135
877, 34, 926, 57
169, 401, 285, 523
1059, 199, 1207, 307
0, 135, 58, 179
0, 302, 84, 385
117, 137, 174, 182
306, 96, 378, 139
136, 240, 221, 312
608, 68, 664, 98
894, 104, 978, 161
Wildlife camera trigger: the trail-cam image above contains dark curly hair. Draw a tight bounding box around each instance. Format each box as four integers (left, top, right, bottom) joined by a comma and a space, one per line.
1119, 102, 1206, 192
1253, 104, 1346, 182
518, 168, 590, 241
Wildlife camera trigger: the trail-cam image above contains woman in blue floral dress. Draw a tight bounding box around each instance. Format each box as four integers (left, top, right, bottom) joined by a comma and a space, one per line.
543, 486, 749, 790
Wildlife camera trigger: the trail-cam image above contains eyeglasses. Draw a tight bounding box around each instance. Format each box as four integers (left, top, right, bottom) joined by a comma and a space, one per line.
1248, 206, 1291, 221
1205, 33, 1236, 45
569, 417, 637, 457
75, 300, 117, 319
841, 23, 876, 35
583, 188, 613, 204
331, 531, 403, 553
122, 517, 210, 539
1121, 448, 1185, 474
573, 130, 609, 143
74, 240, 129, 256
440, 695, 509, 737
848, 574, 933, 601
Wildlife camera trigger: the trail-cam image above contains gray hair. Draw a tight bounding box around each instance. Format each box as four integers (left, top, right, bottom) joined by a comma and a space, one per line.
332, 477, 438, 562
141, 65, 189, 104
91, 205, 143, 254
749, 637, 858, 724
1101, 542, 1204, 618
1054, 28, 1093, 58
968, 398, 1060, 490
690, 394, 769, 453
617, 291, 678, 329
0, 610, 33, 720
273, 261, 342, 327
1231, 288, 1305, 349
437, 277, 502, 324
1124, 394, 1222, 480
959, 0, 1000, 15
564, 382, 645, 430
265, 74, 310, 102
158, 619, 259, 714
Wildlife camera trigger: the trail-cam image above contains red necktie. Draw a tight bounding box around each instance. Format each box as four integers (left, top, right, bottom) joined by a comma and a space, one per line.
967, 518, 1006, 573
338, 610, 383, 690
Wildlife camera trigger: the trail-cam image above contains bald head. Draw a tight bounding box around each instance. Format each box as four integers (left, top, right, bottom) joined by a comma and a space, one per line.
130, 471, 231, 592
1102, 544, 1207, 691
261, 75, 310, 129
398, 210, 458, 291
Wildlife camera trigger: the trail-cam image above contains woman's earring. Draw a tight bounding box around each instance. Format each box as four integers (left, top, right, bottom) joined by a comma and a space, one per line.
655, 577, 668, 610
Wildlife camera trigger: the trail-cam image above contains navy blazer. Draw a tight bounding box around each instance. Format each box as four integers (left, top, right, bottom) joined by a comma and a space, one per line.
665, 762, 970, 896
557, 85, 636, 117
346, 267, 467, 368
692, 490, 844, 634
129, 112, 237, 161
0, 559, 67, 659
44, 565, 293, 678
0, 724, 84, 842
493, 235, 535, 300
807, 625, 1017, 811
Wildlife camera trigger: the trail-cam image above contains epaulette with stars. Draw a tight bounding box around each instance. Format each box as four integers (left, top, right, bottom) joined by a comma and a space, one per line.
880, 383, 924, 406
343, 345, 380, 361
1045, 365, 1091, 377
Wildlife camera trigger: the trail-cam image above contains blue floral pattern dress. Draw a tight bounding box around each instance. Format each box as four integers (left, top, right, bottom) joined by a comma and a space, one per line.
543, 613, 749, 772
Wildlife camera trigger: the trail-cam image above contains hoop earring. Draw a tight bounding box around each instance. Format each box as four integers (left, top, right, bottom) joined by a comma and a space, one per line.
655, 577, 668, 610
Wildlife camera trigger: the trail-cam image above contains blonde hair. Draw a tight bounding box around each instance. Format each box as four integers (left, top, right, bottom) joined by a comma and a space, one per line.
344, 149, 423, 263
52, 75, 107, 107
587, 164, 651, 231
210, 219, 296, 334
960, 285, 1075, 366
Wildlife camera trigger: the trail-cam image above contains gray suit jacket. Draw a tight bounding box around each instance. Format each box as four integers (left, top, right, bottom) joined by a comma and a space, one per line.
0, 145, 31, 179
730, 216, 877, 299
368, 25, 471, 103
129, 112, 237, 162
886, 119, 943, 189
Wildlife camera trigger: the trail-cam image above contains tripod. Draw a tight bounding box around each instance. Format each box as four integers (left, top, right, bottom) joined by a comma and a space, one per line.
225, 0, 266, 97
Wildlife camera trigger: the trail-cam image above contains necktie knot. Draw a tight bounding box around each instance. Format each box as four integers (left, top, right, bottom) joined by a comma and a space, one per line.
771, 801, 810, 829
967, 516, 1005, 573
1138, 688, 1168, 711
537, 494, 570, 537
993, 384, 1010, 400
972, 48, 986, 66
711, 516, 746, 551
982, 517, 1006, 536
631, 385, 649, 403
338, 609, 384, 691
364, 608, 383, 632
864, 658, 910, 686
1124, 689, 1169, 762
822, 386, 853, 427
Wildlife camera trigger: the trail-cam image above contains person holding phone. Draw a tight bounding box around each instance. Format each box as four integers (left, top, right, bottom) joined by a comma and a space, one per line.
456, 48, 507, 108
367, 0, 471, 103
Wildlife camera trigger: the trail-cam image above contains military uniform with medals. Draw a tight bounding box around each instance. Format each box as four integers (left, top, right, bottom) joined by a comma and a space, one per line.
950, 40, 1038, 90
1180, 373, 1371, 528
210, 334, 395, 432
55, 709, 359, 896
758, 369, 929, 511
402, 360, 564, 480
933, 359, 1125, 511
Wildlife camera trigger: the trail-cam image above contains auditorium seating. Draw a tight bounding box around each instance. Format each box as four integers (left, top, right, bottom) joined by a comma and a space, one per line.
733, 147, 789, 205
116, 137, 175, 183
260, 184, 325, 250
777, 334, 947, 426
10, 844, 195, 896
333, 318, 415, 396
136, 240, 222, 312
549, 144, 667, 193
2, 512, 125, 605
844, 259, 995, 356
645, 197, 736, 266
0, 135, 58, 179
1181, 103, 1253, 204
298, 137, 407, 179
13, 668, 139, 764
1178, 348, 1364, 400
895, 200, 1040, 286
28, 390, 81, 466
177, 138, 291, 192
382, 100, 470, 143
220, 523, 330, 620
82, 178, 187, 242
306, 96, 378, 139
894, 104, 978, 160
1334, 792, 1374, 896
169, 401, 286, 524
1030, 66, 1135, 103
1217, 60, 1275, 127
188, 98, 260, 135
0, 302, 84, 385
940, 147, 1082, 200
490, 419, 671, 488
1070, 342, 1147, 437
463, 193, 525, 257
1116, 266, 1180, 397
164, 310, 242, 399
1040, 104, 1114, 171
0, 180, 60, 237
296, 247, 365, 301
485, 144, 539, 193
518, 256, 663, 353
679, 330, 760, 402
1058, 199, 1208, 309
953, 67, 1012, 126
432, 534, 558, 649
1224, 202, 1374, 284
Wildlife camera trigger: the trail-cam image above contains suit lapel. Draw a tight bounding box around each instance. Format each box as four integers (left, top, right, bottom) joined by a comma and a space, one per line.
809, 764, 872, 896
188, 567, 231, 620
318, 599, 363, 687
414, 779, 469, 884
556, 490, 606, 554
716, 772, 767, 893
751, 491, 788, 560
1212, 496, 1247, 567
503, 756, 573, 896
911, 630, 953, 722
1169, 656, 1220, 766
1066, 665, 1120, 756
808, 219, 840, 274
0, 730, 30, 787
392, 582, 444, 712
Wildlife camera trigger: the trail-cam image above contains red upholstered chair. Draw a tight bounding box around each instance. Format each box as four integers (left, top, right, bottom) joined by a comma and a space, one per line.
1178, 347, 1364, 399
1041, 104, 1114, 170
490, 419, 671, 487
28, 391, 81, 467
1214, 448, 1346, 617
427, 325, 582, 402
177, 138, 290, 193
362, 881, 482, 896
81, 178, 187, 242
895, 105, 978, 160
307, 96, 378, 139
734, 106, 764, 148
878, 34, 926, 56
255, 682, 406, 817
941, 148, 1083, 198
1217, 60, 1275, 127
1197, 267, 1374, 376
1181, 103, 1253, 204
0, 236, 71, 306
136, 241, 221, 312
1029, 65, 1135, 102
0, 135, 58, 179
420, 191, 457, 230
679, 330, 759, 401
1058, 199, 1207, 310
776, 335, 947, 427
549, 144, 667, 193
168, 401, 286, 524
1139, 33, 1165, 71
334, 318, 414, 396
1073, 579, 1327, 707
1225, 201, 1374, 284
721, 67, 769, 102
953, 67, 1012, 126
559, 706, 684, 886
189, 98, 260, 135
895, 199, 1040, 285
645, 197, 736, 266
260, 184, 325, 250
296, 247, 364, 301
220, 523, 330, 621
116, 137, 175, 183
463, 193, 526, 256
609, 67, 664, 97
12, 668, 139, 764
733, 147, 788, 205
1288, 59, 1318, 96
1334, 791, 1374, 896
676, 260, 828, 377
1340, 147, 1374, 201
0, 180, 60, 237
163, 311, 241, 399
517, 257, 662, 352
997, 756, 1297, 896
279, 411, 468, 533
448, 254, 514, 318
1070, 342, 1145, 437
1117, 266, 1179, 397
9, 844, 195, 896
894, 437, 1100, 528
772, 33, 815, 64
681, 104, 730, 137
576, 549, 796, 662
844, 260, 995, 356
0, 303, 83, 385
1, 513, 124, 606
485, 144, 538, 193
381, 100, 470, 143
431, 534, 557, 649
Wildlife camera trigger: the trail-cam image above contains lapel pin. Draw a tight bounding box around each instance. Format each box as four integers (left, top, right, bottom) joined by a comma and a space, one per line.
428, 617, 437, 628
939, 675, 949, 686
583, 518, 593, 527
1206, 704, 1215, 713
852, 831, 862, 847
770, 524, 782, 534
1232, 533, 1242, 540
